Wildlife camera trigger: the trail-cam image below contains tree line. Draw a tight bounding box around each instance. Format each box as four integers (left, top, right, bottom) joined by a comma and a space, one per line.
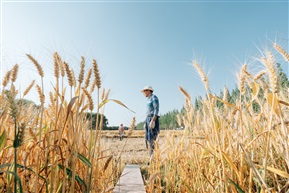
136, 63, 289, 130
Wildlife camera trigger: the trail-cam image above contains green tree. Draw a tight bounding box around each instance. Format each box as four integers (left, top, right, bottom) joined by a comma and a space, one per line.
277, 63, 289, 90
159, 109, 179, 130
84, 112, 108, 130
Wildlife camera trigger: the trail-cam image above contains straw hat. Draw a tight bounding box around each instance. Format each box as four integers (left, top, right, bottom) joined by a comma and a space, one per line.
141, 86, 154, 93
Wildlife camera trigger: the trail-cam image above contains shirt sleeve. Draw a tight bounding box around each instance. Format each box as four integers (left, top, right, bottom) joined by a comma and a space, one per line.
152, 95, 159, 116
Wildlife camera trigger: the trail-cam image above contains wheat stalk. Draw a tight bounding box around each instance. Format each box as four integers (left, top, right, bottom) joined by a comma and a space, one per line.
2, 70, 11, 87
179, 86, 191, 101
239, 64, 247, 94
36, 84, 45, 105
11, 64, 19, 83
59, 56, 65, 77
262, 51, 278, 93
274, 43, 289, 62
223, 86, 228, 101
90, 81, 96, 93
26, 54, 44, 77
243, 69, 254, 79
53, 52, 60, 79
92, 59, 101, 89
49, 91, 54, 105
84, 68, 92, 89
101, 88, 105, 101
192, 61, 210, 92
103, 89, 111, 101
23, 80, 35, 97
254, 70, 266, 81
78, 56, 85, 84
18, 122, 26, 146
28, 127, 37, 141
127, 117, 136, 137
70, 69, 76, 87
82, 87, 94, 111
64, 62, 75, 87
103, 156, 113, 171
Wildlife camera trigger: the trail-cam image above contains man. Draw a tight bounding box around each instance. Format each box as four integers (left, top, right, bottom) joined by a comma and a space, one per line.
141, 86, 160, 158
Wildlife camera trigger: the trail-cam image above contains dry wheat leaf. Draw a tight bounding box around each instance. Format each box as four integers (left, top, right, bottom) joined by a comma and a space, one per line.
267, 93, 280, 117
256, 164, 289, 178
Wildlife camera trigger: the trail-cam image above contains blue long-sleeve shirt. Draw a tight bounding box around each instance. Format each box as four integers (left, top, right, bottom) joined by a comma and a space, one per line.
146, 94, 159, 117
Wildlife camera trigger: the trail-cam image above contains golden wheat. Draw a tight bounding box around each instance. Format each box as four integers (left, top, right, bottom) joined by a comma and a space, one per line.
64, 61, 75, 87
36, 84, 45, 105
26, 54, 44, 77
192, 60, 210, 92
239, 64, 247, 94
254, 70, 266, 81
262, 51, 278, 93
82, 87, 94, 111
78, 56, 85, 84
84, 68, 92, 89
274, 43, 289, 62
2, 70, 11, 87
92, 59, 101, 89
53, 52, 60, 79
11, 64, 19, 83
179, 86, 191, 101
23, 80, 35, 97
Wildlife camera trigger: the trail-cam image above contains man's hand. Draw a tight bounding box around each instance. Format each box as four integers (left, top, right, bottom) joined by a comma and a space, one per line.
149, 120, 155, 129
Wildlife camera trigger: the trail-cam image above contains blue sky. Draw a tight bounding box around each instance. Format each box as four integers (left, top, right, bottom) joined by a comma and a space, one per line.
1, 0, 288, 126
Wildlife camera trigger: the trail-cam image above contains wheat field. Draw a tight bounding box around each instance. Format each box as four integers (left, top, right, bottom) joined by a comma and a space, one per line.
144, 43, 289, 193
1, 42, 289, 193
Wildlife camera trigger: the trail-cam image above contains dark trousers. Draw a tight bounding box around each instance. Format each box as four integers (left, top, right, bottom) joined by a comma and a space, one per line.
145, 116, 160, 156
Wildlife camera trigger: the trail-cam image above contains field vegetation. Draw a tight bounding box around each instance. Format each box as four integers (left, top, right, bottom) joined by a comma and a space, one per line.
143, 43, 289, 193
0, 42, 289, 193
0, 54, 128, 192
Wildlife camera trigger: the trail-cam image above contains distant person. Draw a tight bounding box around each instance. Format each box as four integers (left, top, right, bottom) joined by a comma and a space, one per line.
118, 123, 124, 141
141, 86, 160, 160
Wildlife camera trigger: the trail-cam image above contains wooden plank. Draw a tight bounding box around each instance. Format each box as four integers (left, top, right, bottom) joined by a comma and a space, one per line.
113, 164, 146, 193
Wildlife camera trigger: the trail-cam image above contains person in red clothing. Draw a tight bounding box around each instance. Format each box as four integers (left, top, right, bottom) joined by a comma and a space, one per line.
118, 123, 124, 141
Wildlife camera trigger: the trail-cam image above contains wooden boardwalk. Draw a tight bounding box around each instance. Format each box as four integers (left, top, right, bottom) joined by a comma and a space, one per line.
113, 164, 146, 193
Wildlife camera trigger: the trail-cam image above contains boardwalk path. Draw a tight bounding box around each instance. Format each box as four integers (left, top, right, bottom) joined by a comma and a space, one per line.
113, 164, 146, 193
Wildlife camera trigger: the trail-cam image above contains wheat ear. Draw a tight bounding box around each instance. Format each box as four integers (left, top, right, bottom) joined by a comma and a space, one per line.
23, 80, 35, 96
127, 117, 136, 137
192, 61, 210, 92
26, 54, 44, 77
254, 70, 266, 81
78, 56, 85, 84
84, 68, 92, 89
239, 64, 247, 94
64, 62, 75, 87
89, 81, 96, 93
82, 88, 94, 111
36, 84, 45, 105
2, 70, 11, 87
53, 52, 60, 79
92, 59, 101, 89
179, 86, 191, 101
223, 86, 228, 101
11, 64, 19, 83
274, 43, 289, 62
105, 89, 111, 100
262, 51, 278, 93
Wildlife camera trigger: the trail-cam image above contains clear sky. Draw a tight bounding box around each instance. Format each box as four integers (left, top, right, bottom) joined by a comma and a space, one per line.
1, 0, 288, 127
